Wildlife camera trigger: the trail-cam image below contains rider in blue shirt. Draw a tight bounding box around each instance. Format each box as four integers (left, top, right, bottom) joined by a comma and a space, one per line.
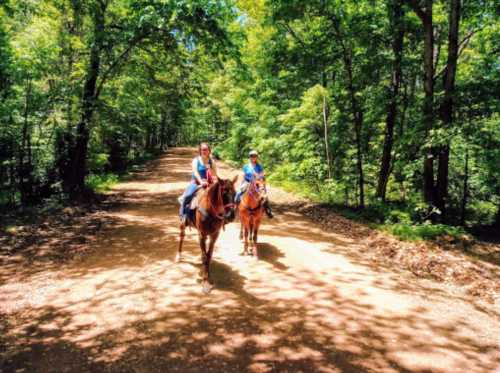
178, 143, 218, 222
235, 150, 273, 218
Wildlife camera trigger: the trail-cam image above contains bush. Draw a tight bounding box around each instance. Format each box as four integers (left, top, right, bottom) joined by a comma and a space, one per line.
385, 209, 412, 225
385, 223, 466, 241
85, 173, 119, 193
88, 153, 109, 173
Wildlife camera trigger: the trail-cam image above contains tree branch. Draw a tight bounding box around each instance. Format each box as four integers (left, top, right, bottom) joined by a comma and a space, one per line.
94, 31, 149, 100
276, 21, 308, 50
405, 0, 427, 21
433, 28, 480, 81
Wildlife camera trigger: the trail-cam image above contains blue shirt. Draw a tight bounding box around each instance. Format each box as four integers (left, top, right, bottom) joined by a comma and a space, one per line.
192, 157, 213, 181
243, 162, 264, 182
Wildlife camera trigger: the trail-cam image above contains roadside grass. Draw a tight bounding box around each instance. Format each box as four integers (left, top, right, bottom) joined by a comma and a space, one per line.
268, 176, 467, 242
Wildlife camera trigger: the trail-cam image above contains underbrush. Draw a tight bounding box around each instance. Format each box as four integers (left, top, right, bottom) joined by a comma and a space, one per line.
268, 172, 468, 242
85, 173, 120, 193
86, 150, 162, 192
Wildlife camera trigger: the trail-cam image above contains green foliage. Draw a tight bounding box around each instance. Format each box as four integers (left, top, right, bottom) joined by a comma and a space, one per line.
384, 223, 466, 242
88, 152, 109, 173
0, 0, 498, 237
0, 0, 238, 206
85, 173, 119, 193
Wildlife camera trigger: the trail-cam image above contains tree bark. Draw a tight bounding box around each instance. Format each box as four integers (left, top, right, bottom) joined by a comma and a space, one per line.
421, 1, 435, 206
377, 0, 405, 200
354, 111, 365, 208
494, 205, 500, 229
329, 15, 365, 208
18, 77, 34, 205
159, 110, 167, 150
67, 1, 106, 196
436, 0, 461, 220
406, 0, 435, 207
341, 43, 365, 208
322, 94, 332, 179
460, 148, 468, 226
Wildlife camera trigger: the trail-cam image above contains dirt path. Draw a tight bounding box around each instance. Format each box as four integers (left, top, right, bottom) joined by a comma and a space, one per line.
1, 148, 499, 373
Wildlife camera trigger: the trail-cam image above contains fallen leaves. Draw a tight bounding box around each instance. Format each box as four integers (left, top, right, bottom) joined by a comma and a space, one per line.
272, 199, 499, 305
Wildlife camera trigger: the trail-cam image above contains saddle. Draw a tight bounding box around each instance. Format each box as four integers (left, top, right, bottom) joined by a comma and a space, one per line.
186, 187, 213, 225
189, 188, 203, 210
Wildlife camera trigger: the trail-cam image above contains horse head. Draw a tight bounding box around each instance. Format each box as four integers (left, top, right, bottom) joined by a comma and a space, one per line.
221, 176, 238, 223
207, 176, 237, 223
248, 179, 266, 203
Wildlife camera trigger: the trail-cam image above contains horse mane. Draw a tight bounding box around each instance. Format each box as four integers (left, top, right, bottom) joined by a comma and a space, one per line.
205, 181, 223, 213
242, 179, 263, 209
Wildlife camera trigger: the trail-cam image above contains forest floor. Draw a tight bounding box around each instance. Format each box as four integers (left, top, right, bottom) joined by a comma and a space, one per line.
1, 148, 499, 373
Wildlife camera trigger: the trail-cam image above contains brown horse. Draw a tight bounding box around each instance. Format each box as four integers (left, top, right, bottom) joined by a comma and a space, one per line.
239, 179, 266, 257
177, 178, 237, 293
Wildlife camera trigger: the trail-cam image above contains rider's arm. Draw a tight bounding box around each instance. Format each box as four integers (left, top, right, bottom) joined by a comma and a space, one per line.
192, 158, 204, 184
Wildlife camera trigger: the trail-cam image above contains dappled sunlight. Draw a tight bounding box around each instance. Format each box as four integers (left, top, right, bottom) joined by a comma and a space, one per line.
1, 149, 499, 372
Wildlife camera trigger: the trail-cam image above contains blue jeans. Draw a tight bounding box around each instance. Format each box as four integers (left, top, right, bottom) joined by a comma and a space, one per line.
179, 182, 199, 218
234, 181, 249, 203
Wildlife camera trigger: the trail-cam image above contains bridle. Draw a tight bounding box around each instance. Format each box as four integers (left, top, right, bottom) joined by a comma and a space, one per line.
241, 180, 264, 215
201, 181, 236, 222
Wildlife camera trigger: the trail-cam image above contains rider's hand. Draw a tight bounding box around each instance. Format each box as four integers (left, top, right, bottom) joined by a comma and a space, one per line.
201, 180, 209, 188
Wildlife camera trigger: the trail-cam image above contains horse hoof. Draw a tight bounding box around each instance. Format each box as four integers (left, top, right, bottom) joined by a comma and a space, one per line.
202, 281, 213, 294
175, 253, 182, 263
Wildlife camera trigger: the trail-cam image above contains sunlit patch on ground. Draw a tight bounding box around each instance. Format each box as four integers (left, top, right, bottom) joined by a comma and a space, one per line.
1, 148, 499, 372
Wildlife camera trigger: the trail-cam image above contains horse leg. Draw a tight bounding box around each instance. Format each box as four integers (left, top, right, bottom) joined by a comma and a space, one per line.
206, 232, 219, 287
248, 222, 254, 256
242, 225, 249, 255
199, 233, 208, 278
176, 222, 185, 262
252, 225, 259, 258
199, 234, 212, 294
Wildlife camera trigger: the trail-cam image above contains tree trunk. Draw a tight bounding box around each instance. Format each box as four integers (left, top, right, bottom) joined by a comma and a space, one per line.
342, 46, 365, 208
377, 0, 405, 200
145, 128, 152, 150
67, 1, 106, 197
421, 2, 435, 206
355, 114, 365, 208
436, 0, 461, 220
329, 16, 365, 207
322, 94, 332, 179
494, 205, 500, 229
18, 77, 34, 205
460, 149, 468, 226
159, 110, 167, 150
407, 0, 436, 208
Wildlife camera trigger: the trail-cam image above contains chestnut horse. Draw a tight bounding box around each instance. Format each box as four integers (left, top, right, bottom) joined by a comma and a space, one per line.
177, 178, 237, 293
239, 179, 266, 257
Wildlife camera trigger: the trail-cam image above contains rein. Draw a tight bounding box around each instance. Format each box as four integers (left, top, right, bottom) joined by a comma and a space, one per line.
200, 182, 235, 222
241, 180, 263, 215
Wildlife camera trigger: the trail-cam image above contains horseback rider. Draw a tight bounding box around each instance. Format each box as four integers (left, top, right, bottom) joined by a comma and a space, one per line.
178, 143, 218, 223
235, 150, 274, 218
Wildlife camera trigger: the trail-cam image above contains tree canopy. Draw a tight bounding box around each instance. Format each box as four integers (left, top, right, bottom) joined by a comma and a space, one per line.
1, 0, 499, 231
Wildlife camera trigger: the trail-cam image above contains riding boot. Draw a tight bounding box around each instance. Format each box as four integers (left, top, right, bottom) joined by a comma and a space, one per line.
263, 199, 274, 218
